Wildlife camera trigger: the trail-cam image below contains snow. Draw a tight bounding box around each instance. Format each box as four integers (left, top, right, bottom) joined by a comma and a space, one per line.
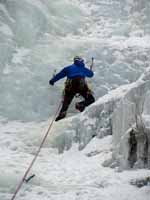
0, 120, 150, 200
1, 67, 150, 199
0, 0, 150, 199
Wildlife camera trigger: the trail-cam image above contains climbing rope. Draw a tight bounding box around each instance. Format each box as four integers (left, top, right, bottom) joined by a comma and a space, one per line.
10, 102, 62, 200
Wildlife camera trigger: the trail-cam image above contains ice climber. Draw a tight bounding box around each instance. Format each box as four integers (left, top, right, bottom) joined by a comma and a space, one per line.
49, 56, 95, 121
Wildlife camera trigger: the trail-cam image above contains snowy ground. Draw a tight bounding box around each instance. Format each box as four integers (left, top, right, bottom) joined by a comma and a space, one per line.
0, 0, 150, 199
0, 119, 150, 200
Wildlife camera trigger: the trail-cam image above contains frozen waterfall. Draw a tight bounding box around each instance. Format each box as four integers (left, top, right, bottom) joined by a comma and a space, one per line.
0, 0, 150, 200
1, 0, 150, 121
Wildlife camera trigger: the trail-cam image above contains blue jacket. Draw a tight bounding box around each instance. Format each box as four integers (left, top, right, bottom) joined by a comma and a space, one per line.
50, 61, 94, 84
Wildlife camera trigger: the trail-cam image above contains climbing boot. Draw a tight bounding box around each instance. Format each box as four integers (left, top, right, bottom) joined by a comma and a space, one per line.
55, 112, 66, 121
75, 102, 85, 112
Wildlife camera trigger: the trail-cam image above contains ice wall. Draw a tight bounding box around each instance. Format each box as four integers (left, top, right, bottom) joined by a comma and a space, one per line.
1, 0, 150, 169
51, 67, 150, 169
112, 73, 150, 169
1, 0, 150, 121
0, 0, 85, 121
50, 83, 131, 153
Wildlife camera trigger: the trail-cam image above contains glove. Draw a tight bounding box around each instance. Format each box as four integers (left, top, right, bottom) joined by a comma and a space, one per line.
49, 80, 54, 86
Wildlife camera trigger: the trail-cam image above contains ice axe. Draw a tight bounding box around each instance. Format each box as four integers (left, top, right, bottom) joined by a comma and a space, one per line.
90, 57, 94, 70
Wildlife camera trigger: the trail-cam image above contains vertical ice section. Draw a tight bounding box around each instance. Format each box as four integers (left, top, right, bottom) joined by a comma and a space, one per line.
51, 67, 150, 170
112, 68, 150, 169
1, 0, 150, 121
50, 84, 130, 153
0, 0, 85, 121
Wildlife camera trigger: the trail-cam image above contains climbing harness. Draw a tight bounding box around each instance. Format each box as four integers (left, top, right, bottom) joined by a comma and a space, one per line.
10, 101, 62, 200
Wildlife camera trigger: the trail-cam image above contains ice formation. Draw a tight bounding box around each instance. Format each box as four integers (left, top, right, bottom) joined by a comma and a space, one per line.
1, 0, 150, 121
51, 66, 150, 169
0, 0, 150, 200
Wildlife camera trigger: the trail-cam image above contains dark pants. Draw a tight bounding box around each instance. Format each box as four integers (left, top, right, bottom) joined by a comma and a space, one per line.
56, 77, 95, 121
